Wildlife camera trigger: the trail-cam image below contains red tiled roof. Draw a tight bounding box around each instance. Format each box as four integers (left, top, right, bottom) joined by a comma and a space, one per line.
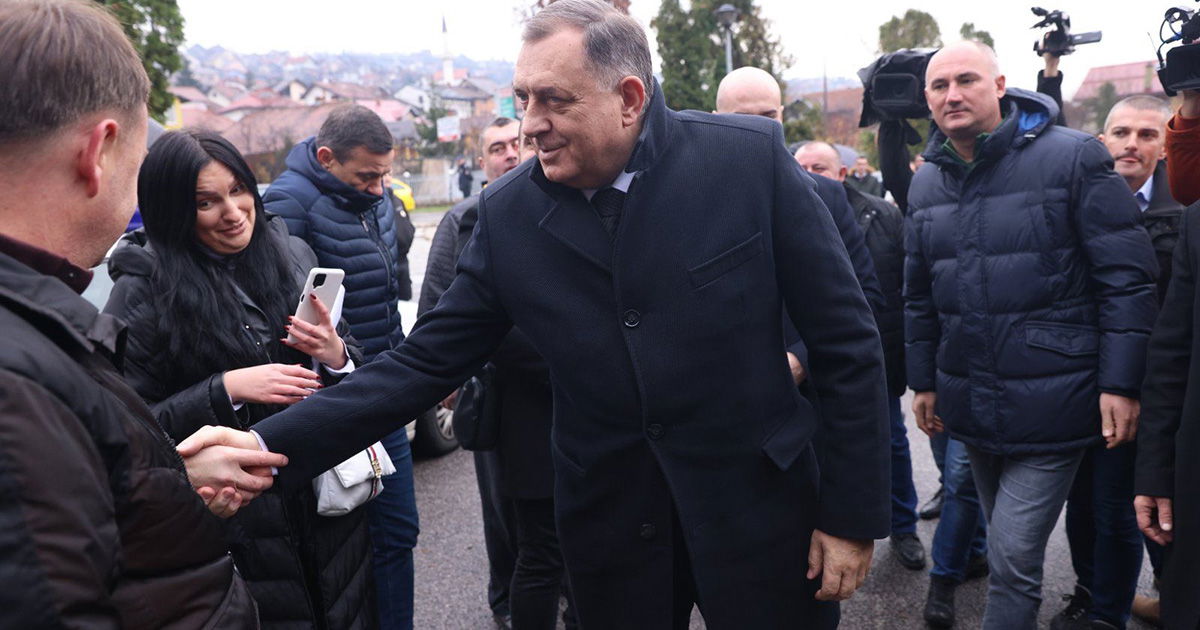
355, 99, 412, 121
179, 103, 234, 134
169, 85, 210, 103
220, 94, 299, 113
311, 81, 387, 100
1073, 61, 1162, 100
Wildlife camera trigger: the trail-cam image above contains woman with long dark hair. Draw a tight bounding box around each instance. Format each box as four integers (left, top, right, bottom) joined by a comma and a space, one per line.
104, 130, 378, 629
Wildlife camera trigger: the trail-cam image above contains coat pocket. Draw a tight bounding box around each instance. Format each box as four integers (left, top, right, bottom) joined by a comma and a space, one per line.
761, 395, 819, 471
1024, 321, 1099, 357
688, 232, 764, 289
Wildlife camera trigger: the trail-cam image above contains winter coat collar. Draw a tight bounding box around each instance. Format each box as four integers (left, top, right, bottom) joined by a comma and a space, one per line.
284, 137, 386, 213
524, 79, 671, 273
0, 249, 125, 358
923, 87, 1057, 171
1146, 160, 1185, 215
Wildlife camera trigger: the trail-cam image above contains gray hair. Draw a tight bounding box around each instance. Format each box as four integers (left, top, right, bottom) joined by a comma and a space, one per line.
523, 0, 655, 110
1103, 95, 1172, 133
0, 0, 149, 146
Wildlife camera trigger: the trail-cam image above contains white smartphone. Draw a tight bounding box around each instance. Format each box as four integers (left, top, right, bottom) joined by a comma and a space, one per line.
288, 267, 344, 343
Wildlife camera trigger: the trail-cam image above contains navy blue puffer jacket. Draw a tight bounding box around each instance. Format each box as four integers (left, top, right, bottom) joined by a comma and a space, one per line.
264, 137, 405, 359
904, 88, 1159, 455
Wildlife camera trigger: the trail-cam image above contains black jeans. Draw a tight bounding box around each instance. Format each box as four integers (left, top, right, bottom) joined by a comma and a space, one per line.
511, 497, 571, 630
475, 450, 518, 617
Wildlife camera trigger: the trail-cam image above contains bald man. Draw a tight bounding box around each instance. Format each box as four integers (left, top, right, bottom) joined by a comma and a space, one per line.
905, 41, 1158, 629
714, 67, 886, 391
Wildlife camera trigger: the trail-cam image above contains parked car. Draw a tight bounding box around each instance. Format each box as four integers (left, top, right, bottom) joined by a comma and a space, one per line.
390, 180, 416, 212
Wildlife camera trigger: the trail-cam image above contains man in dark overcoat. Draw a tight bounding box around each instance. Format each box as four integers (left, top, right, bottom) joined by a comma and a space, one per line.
1137, 201, 1200, 630
181, 1, 891, 627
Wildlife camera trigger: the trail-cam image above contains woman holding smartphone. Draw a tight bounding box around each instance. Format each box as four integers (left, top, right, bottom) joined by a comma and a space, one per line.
104, 130, 377, 629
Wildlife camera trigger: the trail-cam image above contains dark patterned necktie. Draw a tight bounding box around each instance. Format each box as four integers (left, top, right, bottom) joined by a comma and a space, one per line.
590, 187, 626, 239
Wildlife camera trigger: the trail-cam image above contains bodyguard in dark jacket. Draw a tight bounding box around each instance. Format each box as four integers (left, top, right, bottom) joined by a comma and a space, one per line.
106, 218, 375, 630
906, 42, 1158, 629
1136, 203, 1200, 630
240, 4, 890, 627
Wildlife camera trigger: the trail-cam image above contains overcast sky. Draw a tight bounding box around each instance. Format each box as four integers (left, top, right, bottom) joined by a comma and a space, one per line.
179, 0, 1185, 99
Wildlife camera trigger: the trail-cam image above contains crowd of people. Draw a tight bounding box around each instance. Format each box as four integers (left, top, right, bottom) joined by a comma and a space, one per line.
2, 0, 1200, 629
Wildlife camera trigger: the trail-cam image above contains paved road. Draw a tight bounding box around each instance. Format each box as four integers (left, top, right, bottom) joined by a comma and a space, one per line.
407, 209, 1160, 629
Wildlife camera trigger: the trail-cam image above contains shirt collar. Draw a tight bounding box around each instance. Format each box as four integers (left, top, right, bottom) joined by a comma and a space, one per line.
582, 169, 637, 202
1134, 173, 1154, 212
0, 232, 94, 294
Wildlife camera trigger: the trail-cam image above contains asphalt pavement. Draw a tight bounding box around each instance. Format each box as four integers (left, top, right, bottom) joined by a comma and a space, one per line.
404, 208, 1160, 629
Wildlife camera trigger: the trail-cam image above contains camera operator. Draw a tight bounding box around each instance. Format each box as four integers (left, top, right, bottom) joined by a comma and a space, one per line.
1167, 90, 1200, 205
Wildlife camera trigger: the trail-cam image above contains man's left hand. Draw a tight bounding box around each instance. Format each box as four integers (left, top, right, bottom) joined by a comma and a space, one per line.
1099, 393, 1139, 448
807, 529, 874, 601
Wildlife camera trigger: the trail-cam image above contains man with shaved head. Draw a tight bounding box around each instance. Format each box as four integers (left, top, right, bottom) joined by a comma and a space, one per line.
904, 41, 1158, 629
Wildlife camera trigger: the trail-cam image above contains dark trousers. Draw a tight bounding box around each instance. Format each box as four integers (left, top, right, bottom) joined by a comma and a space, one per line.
511, 497, 571, 630
930, 437, 987, 582
368, 429, 420, 630
474, 450, 519, 617
1065, 442, 1143, 629
888, 397, 919, 534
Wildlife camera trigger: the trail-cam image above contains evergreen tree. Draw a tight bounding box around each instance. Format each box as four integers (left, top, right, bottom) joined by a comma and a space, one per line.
96, 0, 185, 120
652, 0, 792, 112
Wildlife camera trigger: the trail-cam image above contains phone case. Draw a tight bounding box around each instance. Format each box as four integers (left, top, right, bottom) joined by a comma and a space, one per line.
288, 267, 344, 343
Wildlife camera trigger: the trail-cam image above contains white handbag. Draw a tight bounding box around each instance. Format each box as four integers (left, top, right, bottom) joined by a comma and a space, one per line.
312, 442, 395, 516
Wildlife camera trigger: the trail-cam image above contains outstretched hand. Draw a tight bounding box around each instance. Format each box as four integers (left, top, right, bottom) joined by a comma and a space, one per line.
178, 426, 288, 517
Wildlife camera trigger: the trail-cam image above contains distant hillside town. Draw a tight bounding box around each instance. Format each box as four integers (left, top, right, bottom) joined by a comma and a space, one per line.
168, 41, 1166, 205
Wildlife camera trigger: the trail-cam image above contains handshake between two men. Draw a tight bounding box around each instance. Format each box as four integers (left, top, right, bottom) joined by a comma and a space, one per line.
179, 425, 287, 518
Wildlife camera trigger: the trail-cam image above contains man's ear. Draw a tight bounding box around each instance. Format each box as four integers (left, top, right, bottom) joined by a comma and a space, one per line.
316, 146, 336, 169
77, 119, 120, 198
477, 155, 485, 170
994, 74, 1007, 99
618, 76, 648, 127
837, 166, 848, 180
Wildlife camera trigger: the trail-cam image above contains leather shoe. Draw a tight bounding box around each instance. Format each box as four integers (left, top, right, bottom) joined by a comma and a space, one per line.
919, 488, 944, 520
1050, 585, 1092, 630
964, 552, 988, 580
1132, 594, 1162, 628
924, 576, 956, 628
891, 532, 927, 570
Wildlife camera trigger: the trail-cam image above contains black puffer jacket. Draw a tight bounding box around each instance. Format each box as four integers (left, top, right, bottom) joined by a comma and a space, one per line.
104, 216, 376, 630
905, 88, 1160, 454
847, 185, 906, 397
0, 246, 258, 629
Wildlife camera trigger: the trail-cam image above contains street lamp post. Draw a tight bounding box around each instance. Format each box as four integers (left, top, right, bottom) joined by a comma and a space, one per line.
714, 4, 740, 76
